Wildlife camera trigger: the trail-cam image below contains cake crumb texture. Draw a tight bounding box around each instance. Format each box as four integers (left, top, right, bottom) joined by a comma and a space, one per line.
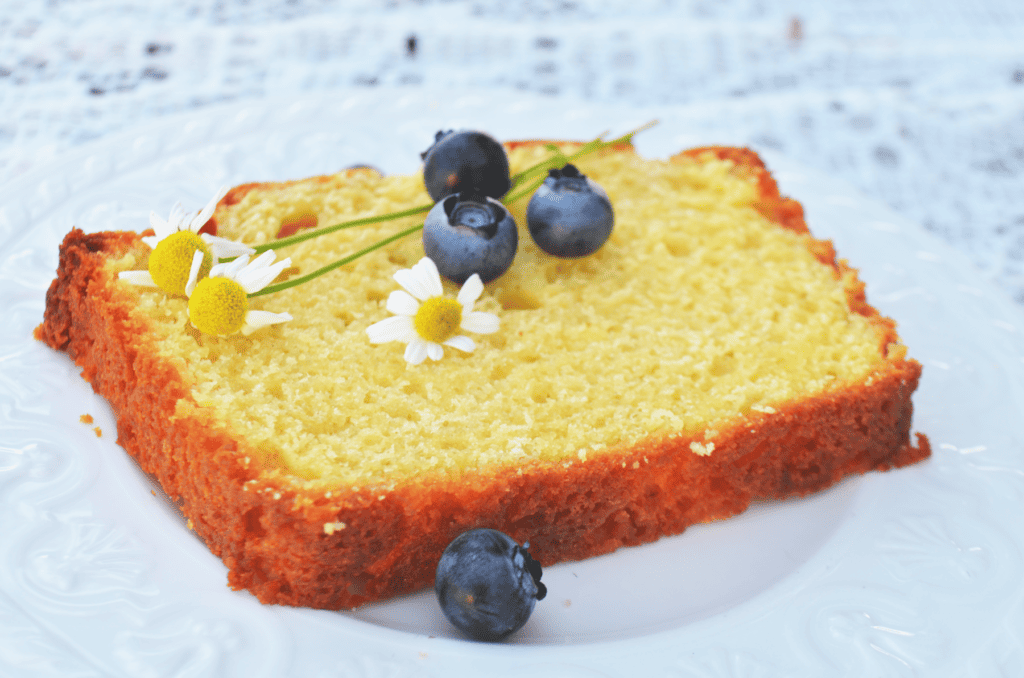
113, 145, 893, 485
35, 143, 930, 609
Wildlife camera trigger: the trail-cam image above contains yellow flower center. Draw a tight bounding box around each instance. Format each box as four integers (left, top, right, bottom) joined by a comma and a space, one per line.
413, 297, 462, 344
149, 231, 213, 296
188, 276, 249, 336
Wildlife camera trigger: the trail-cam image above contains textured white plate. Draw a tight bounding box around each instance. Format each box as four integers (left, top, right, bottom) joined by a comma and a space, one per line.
2, 89, 1024, 677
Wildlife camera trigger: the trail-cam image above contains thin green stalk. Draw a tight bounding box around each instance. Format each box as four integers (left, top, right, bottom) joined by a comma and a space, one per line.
252, 203, 431, 254
249, 223, 424, 297
503, 173, 549, 206
505, 120, 658, 198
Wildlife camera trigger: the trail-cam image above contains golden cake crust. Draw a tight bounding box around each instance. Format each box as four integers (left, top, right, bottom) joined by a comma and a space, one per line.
35, 144, 930, 609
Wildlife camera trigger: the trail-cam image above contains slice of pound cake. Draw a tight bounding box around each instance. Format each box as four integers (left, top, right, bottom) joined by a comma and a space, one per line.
35, 137, 930, 610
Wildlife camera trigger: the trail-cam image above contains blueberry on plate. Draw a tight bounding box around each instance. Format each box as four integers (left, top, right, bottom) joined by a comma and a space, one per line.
421, 130, 512, 203
435, 528, 547, 642
423, 191, 518, 284
526, 163, 614, 258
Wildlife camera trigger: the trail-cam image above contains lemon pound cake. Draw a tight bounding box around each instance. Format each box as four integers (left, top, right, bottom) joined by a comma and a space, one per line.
36, 140, 930, 610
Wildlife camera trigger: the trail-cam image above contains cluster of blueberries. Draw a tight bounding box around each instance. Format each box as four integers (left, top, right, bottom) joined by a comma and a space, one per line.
421, 130, 615, 284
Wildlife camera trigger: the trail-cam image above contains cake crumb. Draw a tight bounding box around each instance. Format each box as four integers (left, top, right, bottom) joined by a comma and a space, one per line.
887, 342, 908, 360
690, 441, 715, 457
324, 521, 347, 535
80, 414, 94, 424
563, 599, 572, 608
93, 427, 102, 437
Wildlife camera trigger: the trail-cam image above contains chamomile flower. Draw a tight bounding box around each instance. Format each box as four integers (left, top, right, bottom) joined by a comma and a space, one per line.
366, 257, 500, 365
185, 250, 294, 336
118, 186, 255, 296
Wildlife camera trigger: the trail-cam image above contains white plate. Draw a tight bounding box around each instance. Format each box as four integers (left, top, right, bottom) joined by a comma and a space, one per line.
2, 89, 1024, 677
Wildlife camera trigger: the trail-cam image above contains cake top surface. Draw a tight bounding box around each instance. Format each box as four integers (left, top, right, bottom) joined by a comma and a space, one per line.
109, 142, 889, 488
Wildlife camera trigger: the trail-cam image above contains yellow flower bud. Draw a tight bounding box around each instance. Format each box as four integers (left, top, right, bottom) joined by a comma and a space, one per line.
413, 297, 462, 344
149, 231, 213, 296
188, 276, 249, 336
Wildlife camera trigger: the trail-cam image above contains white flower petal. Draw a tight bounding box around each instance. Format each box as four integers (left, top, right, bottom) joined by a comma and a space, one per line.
235, 255, 291, 294
189, 185, 228, 232
241, 310, 293, 335
460, 311, 500, 335
248, 249, 279, 270
393, 267, 432, 301
149, 210, 169, 236
404, 338, 430, 365
165, 202, 186, 232
425, 341, 444, 361
202, 233, 255, 259
366, 315, 417, 344
443, 335, 476, 353
414, 257, 445, 298
386, 290, 421, 317
184, 250, 205, 297
211, 254, 251, 280
142, 188, 233, 253
394, 257, 444, 301
118, 270, 158, 286
457, 273, 484, 311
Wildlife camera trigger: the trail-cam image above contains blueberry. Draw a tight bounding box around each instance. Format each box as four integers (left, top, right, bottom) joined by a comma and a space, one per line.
422, 192, 518, 284
421, 130, 512, 203
526, 163, 614, 258
435, 528, 547, 642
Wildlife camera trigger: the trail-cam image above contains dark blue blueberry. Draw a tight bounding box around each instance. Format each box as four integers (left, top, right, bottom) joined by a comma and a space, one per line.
422, 192, 518, 284
435, 528, 547, 642
526, 163, 614, 258
421, 130, 512, 203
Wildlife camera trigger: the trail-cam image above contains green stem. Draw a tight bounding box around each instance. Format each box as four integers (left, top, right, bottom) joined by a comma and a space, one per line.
252, 203, 431, 254
248, 223, 424, 297
505, 120, 658, 199
503, 173, 549, 206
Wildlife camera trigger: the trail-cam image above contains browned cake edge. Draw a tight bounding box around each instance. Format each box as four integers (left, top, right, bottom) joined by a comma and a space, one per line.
34, 145, 931, 609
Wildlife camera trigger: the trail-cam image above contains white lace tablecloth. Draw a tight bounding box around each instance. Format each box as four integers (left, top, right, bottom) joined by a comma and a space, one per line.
3, 0, 1024, 308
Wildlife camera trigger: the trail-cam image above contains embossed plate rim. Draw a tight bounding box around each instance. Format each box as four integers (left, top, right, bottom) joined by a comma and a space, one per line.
2, 89, 1023, 677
